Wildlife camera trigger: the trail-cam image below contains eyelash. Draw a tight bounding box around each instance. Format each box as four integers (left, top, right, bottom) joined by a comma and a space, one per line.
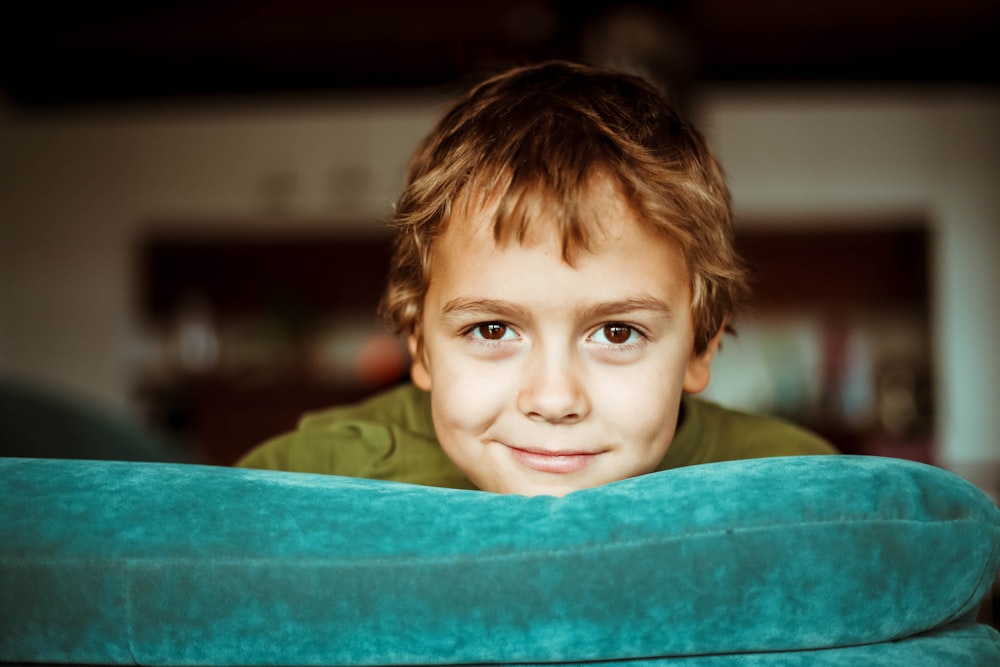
589, 323, 648, 352
461, 321, 648, 350
464, 322, 518, 344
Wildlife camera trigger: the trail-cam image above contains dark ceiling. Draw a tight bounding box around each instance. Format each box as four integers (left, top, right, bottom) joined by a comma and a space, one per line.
1, 0, 997, 108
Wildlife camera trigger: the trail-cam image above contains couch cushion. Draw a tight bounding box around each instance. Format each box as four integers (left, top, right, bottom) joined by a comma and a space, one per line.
1, 455, 998, 665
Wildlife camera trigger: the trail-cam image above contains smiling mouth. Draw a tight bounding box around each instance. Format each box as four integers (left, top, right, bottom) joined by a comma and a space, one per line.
507, 445, 599, 474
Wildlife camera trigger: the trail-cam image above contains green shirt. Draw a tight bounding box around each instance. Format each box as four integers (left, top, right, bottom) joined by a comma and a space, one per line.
236, 383, 835, 489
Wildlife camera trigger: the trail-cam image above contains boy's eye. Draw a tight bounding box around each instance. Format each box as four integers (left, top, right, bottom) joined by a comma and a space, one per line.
592, 323, 641, 345
472, 322, 514, 341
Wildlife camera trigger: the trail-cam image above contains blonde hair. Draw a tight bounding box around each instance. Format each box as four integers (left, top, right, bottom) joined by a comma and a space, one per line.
380, 60, 747, 354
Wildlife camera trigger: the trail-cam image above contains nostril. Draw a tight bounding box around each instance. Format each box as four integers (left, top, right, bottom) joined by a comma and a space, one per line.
517, 363, 590, 423
529, 411, 582, 424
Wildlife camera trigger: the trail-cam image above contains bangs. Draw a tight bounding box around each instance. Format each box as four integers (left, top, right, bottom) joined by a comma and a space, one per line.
454, 161, 618, 266
438, 91, 633, 264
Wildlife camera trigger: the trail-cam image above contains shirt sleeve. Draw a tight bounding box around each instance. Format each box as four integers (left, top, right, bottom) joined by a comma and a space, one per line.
234, 387, 475, 489
662, 395, 838, 469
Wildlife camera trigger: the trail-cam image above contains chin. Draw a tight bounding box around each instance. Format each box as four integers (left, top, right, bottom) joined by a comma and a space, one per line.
515, 486, 576, 498
493, 477, 602, 498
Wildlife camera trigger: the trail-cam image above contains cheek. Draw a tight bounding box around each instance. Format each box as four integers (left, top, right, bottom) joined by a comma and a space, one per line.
428, 357, 512, 434
595, 362, 685, 446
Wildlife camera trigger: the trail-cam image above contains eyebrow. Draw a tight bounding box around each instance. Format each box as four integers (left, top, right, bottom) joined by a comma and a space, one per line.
439, 296, 675, 324
579, 297, 676, 322
440, 298, 530, 324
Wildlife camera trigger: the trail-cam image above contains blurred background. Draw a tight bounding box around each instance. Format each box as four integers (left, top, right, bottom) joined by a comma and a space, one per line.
0, 1, 997, 497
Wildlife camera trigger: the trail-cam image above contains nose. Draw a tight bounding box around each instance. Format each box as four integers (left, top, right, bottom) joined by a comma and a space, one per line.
517, 350, 590, 424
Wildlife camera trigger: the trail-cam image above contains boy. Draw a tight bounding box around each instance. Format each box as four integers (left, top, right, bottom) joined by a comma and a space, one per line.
237, 61, 834, 496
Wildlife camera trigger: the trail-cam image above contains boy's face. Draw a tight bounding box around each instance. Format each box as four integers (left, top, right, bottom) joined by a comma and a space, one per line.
409, 183, 718, 496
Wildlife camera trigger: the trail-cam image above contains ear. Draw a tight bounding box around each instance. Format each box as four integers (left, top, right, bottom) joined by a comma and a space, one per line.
407, 332, 432, 391
683, 325, 726, 394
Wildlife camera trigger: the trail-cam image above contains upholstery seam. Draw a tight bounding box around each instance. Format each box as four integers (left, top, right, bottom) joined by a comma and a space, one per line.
8, 516, 983, 569
945, 532, 1000, 625
125, 563, 139, 665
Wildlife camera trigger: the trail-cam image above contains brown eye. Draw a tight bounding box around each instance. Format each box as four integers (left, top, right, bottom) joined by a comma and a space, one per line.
603, 324, 633, 344
477, 323, 509, 340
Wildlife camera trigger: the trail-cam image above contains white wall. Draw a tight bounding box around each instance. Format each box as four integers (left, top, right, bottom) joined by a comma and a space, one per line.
1, 86, 997, 482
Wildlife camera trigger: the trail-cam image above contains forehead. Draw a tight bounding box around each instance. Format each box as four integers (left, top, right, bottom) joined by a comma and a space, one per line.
428, 180, 691, 302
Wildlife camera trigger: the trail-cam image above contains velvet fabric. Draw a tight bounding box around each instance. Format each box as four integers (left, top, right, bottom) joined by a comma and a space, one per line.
2, 455, 998, 666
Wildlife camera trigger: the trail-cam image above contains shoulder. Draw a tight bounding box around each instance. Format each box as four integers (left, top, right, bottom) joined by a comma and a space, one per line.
297, 382, 434, 435
662, 395, 836, 468
236, 383, 470, 488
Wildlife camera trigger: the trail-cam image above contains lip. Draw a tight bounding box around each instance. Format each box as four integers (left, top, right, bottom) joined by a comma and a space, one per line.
506, 445, 599, 474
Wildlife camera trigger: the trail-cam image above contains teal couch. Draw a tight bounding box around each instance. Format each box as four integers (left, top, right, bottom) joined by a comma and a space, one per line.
2, 455, 999, 665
